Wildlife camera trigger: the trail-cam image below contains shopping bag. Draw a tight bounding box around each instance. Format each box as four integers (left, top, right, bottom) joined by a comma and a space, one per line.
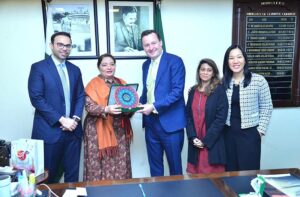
11, 139, 44, 176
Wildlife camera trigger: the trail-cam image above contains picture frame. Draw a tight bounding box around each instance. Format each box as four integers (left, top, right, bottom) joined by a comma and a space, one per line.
105, 0, 155, 59
42, 0, 99, 59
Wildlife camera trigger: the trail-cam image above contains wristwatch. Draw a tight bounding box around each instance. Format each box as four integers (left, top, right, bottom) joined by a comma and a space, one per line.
72, 116, 80, 123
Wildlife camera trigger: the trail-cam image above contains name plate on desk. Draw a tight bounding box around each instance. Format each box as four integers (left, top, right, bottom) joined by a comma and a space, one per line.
108, 83, 142, 112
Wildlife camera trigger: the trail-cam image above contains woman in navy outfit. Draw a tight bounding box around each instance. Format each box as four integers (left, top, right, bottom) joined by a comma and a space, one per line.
222, 45, 273, 171
186, 58, 228, 174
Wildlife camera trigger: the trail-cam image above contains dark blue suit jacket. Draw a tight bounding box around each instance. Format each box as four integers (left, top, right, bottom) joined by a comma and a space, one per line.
28, 57, 85, 144
140, 51, 186, 132
186, 85, 228, 165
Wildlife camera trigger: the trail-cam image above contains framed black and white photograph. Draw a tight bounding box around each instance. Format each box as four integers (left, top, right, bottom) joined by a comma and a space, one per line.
105, 0, 154, 59
42, 0, 99, 59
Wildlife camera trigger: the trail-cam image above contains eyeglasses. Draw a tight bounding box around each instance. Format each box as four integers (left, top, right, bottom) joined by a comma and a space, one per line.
55, 42, 72, 49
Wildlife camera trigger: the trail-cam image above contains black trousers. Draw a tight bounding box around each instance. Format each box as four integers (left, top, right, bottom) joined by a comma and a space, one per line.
224, 123, 261, 171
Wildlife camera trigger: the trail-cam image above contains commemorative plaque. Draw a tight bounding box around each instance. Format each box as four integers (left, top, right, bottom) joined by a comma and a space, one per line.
108, 83, 143, 112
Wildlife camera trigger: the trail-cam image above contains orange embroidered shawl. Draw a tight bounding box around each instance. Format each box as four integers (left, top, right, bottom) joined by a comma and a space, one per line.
85, 76, 133, 158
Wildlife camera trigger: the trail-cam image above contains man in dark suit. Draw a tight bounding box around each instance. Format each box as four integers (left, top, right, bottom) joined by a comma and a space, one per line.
139, 30, 186, 176
28, 32, 85, 183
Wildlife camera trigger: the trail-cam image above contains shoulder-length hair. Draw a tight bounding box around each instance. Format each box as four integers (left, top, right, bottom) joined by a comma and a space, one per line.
222, 44, 252, 89
196, 58, 220, 96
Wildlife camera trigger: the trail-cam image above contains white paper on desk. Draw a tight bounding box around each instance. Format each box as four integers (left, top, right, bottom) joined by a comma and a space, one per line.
63, 189, 77, 197
261, 173, 300, 197
76, 187, 87, 196
62, 187, 87, 197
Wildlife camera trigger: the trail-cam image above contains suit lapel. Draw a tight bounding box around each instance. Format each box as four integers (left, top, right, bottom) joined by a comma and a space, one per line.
120, 23, 131, 46
144, 59, 151, 83
155, 52, 167, 88
46, 57, 65, 98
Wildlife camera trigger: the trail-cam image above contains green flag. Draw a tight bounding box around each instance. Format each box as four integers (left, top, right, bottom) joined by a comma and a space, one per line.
45, 2, 53, 58
154, 1, 166, 51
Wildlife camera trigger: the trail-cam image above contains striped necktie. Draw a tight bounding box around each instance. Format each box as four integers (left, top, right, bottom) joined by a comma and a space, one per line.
58, 63, 70, 117
147, 60, 157, 104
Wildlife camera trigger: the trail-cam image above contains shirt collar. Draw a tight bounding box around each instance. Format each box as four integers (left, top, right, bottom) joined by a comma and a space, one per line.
230, 76, 245, 85
51, 55, 66, 67
151, 50, 163, 65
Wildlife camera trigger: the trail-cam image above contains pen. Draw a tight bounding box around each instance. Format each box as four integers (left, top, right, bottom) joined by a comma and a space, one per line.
139, 183, 146, 197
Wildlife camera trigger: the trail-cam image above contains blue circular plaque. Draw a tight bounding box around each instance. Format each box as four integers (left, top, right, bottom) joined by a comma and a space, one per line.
114, 86, 139, 109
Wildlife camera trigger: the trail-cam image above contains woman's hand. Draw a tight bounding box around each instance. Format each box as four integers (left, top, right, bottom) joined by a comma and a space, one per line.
105, 104, 122, 115
258, 132, 264, 138
193, 138, 204, 149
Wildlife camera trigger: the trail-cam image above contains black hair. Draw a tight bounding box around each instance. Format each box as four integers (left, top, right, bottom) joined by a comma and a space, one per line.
196, 58, 220, 96
141, 29, 161, 41
222, 44, 252, 89
97, 53, 116, 69
121, 6, 137, 15
50, 31, 71, 44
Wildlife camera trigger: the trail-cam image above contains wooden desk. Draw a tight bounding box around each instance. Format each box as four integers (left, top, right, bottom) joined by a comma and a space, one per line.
36, 169, 49, 184
38, 168, 299, 197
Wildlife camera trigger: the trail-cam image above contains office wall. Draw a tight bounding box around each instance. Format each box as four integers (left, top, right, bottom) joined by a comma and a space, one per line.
0, 0, 299, 180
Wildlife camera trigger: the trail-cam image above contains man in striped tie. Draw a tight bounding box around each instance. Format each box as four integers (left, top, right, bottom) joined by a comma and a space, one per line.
138, 30, 186, 177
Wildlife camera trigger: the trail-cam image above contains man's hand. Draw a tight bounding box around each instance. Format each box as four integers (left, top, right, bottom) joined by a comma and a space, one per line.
59, 117, 78, 132
137, 104, 154, 115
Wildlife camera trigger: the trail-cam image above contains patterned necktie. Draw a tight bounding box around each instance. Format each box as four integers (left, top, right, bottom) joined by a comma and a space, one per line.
147, 60, 156, 104
58, 63, 70, 117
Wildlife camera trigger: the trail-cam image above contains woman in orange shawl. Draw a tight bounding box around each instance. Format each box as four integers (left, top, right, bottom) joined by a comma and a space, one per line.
83, 53, 133, 181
